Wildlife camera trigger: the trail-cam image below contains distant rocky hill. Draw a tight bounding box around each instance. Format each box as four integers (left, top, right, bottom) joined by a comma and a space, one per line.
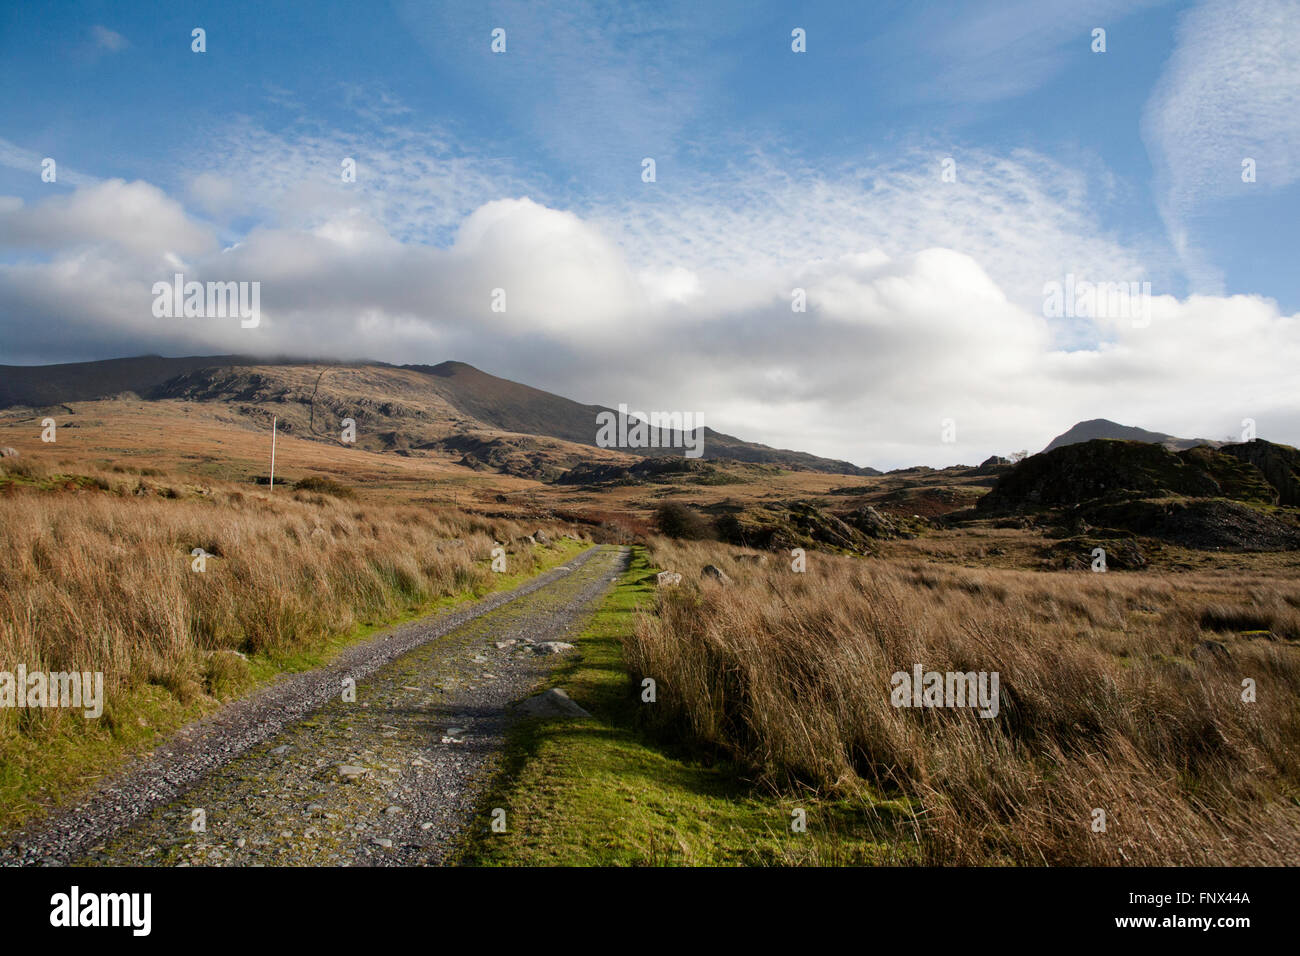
976, 438, 1300, 551
1042, 418, 1217, 453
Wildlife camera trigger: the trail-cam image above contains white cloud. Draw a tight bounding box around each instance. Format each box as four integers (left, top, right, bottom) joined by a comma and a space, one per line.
1143, 0, 1300, 291
1, 123, 1296, 469
91, 26, 128, 52
900, 0, 1170, 104
0, 137, 101, 189
0, 179, 215, 258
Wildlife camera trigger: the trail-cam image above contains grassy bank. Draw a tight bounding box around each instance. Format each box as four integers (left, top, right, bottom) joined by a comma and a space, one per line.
457, 548, 913, 865
0, 458, 587, 832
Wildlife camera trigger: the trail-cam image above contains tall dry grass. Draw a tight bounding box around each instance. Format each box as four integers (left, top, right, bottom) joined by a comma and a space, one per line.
629, 539, 1300, 865
0, 459, 579, 742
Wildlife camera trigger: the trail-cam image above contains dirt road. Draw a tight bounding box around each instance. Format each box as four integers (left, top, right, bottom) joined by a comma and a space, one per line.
2, 544, 629, 866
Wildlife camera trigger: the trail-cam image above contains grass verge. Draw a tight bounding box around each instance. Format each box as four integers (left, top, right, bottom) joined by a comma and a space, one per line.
455, 547, 915, 866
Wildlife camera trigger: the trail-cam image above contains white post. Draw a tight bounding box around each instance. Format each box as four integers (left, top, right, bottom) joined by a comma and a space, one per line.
269, 416, 277, 490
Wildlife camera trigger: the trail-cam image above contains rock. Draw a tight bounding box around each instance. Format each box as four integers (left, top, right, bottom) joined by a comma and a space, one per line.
1110, 539, 1147, 569
336, 764, 368, 782
495, 640, 519, 649
384, 806, 402, 816
305, 803, 325, 815
516, 688, 592, 719
371, 838, 393, 849
0, 447, 18, 458
1219, 439, 1300, 506
701, 564, 732, 585
441, 725, 468, 744
1192, 639, 1231, 664
732, 553, 768, 565
656, 571, 683, 587
844, 505, 897, 539
532, 641, 575, 655
534, 529, 551, 544
270, 744, 293, 756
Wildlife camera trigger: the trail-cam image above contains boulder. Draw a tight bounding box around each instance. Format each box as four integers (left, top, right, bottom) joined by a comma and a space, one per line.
656, 570, 683, 587
534, 529, 551, 544
701, 564, 732, 584
844, 505, 896, 539
0, 447, 18, 459
532, 641, 576, 655
516, 688, 591, 718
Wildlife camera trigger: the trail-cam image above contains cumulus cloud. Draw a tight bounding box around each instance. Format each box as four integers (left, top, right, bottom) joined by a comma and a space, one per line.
2, 169, 1297, 469
0, 179, 215, 258
1, 93, 1297, 470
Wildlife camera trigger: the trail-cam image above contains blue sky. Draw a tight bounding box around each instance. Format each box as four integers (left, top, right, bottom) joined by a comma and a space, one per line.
2, 0, 1298, 467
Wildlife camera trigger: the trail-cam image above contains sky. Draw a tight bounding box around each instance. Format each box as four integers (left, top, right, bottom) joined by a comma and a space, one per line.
1, 0, 1298, 469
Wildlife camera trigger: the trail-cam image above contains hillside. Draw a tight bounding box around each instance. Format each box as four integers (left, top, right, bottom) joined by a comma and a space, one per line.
0, 355, 873, 476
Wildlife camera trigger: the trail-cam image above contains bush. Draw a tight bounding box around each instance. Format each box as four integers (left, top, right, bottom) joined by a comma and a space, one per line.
654, 501, 713, 540
292, 475, 357, 499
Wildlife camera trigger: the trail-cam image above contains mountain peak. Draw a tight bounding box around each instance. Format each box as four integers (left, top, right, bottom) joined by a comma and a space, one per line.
1043, 419, 1216, 454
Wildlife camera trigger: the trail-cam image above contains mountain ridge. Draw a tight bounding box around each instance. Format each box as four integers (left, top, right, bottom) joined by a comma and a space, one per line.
0, 354, 877, 476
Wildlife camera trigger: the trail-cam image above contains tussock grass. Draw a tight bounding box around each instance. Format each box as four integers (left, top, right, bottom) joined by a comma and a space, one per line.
627, 539, 1300, 864
0, 456, 584, 824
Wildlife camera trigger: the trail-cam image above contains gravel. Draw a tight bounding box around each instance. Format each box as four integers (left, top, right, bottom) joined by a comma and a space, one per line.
1, 544, 628, 867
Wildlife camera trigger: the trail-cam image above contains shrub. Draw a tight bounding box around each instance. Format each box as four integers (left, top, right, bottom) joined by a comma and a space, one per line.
654, 501, 713, 540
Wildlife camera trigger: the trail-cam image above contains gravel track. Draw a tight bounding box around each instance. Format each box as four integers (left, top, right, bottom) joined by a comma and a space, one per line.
1, 544, 629, 866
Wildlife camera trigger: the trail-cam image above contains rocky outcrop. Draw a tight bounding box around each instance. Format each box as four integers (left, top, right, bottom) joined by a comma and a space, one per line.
1220, 440, 1300, 506
977, 438, 1300, 552
843, 505, 898, 538
1077, 498, 1300, 551
977, 440, 1222, 514
713, 501, 872, 553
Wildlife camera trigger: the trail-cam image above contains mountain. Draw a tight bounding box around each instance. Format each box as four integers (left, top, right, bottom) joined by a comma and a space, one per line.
0, 354, 269, 407
0, 355, 875, 476
1042, 418, 1217, 453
